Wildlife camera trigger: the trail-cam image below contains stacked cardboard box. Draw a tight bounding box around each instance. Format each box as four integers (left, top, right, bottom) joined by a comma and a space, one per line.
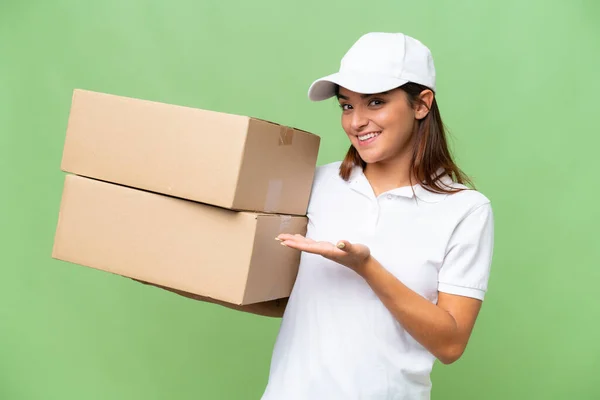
52, 89, 320, 305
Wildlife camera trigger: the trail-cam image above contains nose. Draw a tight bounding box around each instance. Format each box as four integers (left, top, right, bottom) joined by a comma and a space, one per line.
350, 109, 369, 132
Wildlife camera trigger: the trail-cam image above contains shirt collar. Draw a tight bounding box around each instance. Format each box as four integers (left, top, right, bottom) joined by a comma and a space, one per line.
347, 166, 454, 203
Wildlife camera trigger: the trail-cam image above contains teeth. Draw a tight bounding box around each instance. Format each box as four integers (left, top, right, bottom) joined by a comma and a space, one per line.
358, 132, 380, 141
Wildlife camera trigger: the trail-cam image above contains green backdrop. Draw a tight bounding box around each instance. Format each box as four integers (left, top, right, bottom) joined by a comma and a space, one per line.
2, 1, 599, 399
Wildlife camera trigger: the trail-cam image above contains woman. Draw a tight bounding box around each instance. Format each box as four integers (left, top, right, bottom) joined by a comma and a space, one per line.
260, 32, 495, 399
149, 32, 494, 399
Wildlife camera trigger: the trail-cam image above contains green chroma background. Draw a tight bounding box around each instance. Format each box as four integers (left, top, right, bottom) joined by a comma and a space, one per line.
1, 1, 599, 399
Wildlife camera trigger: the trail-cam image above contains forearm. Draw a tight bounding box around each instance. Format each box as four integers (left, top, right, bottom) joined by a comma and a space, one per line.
135, 280, 287, 318
191, 292, 288, 318
358, 257, 463, 364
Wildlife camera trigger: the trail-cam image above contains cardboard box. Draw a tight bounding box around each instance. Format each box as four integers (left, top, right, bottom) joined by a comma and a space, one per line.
52, 174, 307, 305
60, 89, 321, 216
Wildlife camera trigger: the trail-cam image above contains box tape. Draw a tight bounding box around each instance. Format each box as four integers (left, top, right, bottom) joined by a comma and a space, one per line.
264, 179, 283, 213
279, 126, 294, 146
279, 215, 292, 231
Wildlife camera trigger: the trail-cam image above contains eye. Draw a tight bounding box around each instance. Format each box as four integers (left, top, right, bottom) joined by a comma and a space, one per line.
339, 103, 353, 111
368, 99, 384, 107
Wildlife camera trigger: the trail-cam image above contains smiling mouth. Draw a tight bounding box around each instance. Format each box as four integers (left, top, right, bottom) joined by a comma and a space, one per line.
357, 131, 381, 142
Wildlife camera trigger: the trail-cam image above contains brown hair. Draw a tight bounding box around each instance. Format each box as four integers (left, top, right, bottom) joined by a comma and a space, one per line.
337, 82, 473, 194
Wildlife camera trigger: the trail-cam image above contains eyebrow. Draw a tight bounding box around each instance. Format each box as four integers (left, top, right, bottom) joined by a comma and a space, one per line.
337, 91, 390, 101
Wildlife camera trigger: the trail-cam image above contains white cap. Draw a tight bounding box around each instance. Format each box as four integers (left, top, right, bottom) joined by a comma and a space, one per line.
308, 32, 436, 101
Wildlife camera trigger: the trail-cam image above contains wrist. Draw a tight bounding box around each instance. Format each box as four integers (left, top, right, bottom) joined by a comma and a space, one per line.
355, 255, 379, 279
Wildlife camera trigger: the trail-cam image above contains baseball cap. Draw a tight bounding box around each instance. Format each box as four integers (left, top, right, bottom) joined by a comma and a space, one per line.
307, 32, 436, 101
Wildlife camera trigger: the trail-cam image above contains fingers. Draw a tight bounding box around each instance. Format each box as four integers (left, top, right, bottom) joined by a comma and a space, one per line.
276, 233, 315, 244
276, 234, 299, 249
335, 240, 351, 252
275, 233, 298, 241
276, 234, 353, 257
278, 239, 315, 253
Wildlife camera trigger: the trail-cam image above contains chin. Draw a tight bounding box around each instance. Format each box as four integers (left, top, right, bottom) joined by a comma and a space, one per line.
358, 156, 378, 164
356, 149, 384, 165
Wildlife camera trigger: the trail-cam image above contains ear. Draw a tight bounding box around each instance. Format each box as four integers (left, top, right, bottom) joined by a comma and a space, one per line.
415, 89, 434, 120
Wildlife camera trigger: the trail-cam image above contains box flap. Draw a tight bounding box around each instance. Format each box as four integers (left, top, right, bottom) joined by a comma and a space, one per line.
249, 116, 319, 138
242, 214, 307, 304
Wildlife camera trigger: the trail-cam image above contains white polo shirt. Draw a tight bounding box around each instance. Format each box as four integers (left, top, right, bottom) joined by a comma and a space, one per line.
261, 161, 494, 400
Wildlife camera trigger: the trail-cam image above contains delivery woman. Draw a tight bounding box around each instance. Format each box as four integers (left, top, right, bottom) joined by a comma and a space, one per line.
260, 32, 495, 399
149, 31, 494, 399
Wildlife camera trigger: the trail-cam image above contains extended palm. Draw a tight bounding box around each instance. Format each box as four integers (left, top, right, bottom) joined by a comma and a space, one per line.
277, 234, 371, 272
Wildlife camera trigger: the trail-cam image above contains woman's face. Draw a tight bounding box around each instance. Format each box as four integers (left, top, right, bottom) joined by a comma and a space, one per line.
337, 87, 429, 165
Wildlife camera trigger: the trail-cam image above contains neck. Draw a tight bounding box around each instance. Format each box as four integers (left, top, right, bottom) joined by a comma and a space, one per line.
364, 153, 415, 197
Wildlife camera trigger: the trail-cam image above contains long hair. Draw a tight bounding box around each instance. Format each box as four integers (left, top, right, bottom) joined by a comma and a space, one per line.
338, 82, 473, 194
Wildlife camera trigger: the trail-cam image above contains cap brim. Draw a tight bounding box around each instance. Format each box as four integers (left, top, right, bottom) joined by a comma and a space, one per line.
307, 71, 409, 101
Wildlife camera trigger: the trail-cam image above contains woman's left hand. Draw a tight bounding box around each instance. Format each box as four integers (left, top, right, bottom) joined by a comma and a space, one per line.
276, 233, 371, 274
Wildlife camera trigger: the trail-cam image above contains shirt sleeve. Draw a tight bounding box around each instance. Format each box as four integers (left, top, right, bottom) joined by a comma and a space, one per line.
438, 202, 495, 301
